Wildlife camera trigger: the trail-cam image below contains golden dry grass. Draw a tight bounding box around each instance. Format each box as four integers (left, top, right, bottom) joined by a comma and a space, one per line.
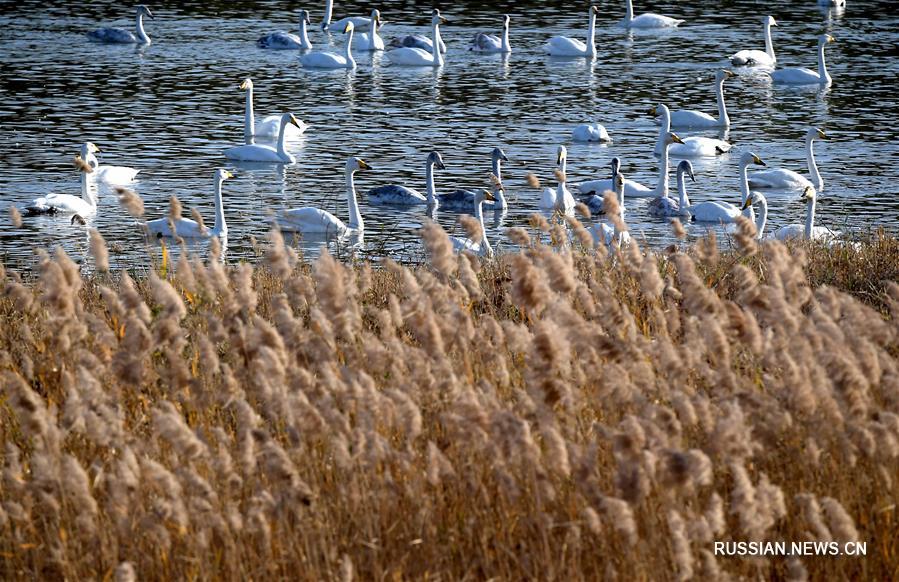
1, 223, 898, 580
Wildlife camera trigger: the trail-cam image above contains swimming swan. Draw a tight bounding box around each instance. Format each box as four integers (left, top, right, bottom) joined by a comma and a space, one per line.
730, 16, 777, 67
240, 79, 307, 144
438, 148, 509, 210
87, 4, 153, 45
322, 0, 381, 32
369, 151, 444, 206
652, 104, 732, 157
768, 186, 839, 240
80, 142, 140, 185
147, 169, 232, 239
572, 122, 612, 143
301, 22, 357, 68
469, 15, 511, 53
224, 113, 303, 163
277, 157, 371, 236
390, 9, 447, 54
544, 6, 598, 57
749, 128, 826, 191
357, 10, 385, 51
675, 160, 743, 223
25, 163, 97, 218
647, 132, 687, 216
386, 11, 446, 66
539, 146, 576, 213
620, 0, 684, 28
740, 192, 769, 238
588, 173, 631, 247
663, 70, 734, 128
257, 9, 313, 50
577, 157, 654, 199
769, 34, 835, 85
451, 189, 495, 256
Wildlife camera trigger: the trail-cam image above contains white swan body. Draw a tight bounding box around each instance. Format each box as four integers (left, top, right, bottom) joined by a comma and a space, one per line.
278, 158, 370, 236
578, 158, 653, 200
653, 104, 732, 158
469, 15, 511, 53
356, 10, 384, 51
257, 9, 313, 50
738, 192, 769, 238
647, 132, 687, 217
539, 146, 575, 213
572, 122, 611, 143
588, 173, 631, 247
818, 0, 846, 5
240, 79, 306, 144
664, 70, 734, 128
451, 189, 495, 257
620, 0, 684, 28
26, 166, 97, 217
544, 6, 598, 57
730, 16, 777, 67
387, 12, 445, 66
770, 34, 835, 85
675, 160, 742, 223
225, 113, 303, 163
301, 22, 356, 68
749, 128, 825, 191
80, 142, 140, 184
769, 187, 838, 240
438, 148, 508, 210
87, 5, 153, 44
147, 170, 232, 239
369, 151, 443, 206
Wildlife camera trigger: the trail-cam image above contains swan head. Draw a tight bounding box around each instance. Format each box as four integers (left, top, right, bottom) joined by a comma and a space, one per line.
431, 9, 447, 25
556, 145, 567, 165
343, 22, 355, 34
741, 152, 766, 167
476, 189, 496, 203
240, 78, 253, 90
742, 192, 758, 210
819, 34, 836, 46
809, 127, 827, 140
299, 9, 311, 25
215, 169, 235, 183
765, 16, 777, 27
678, 160, 695, 182
371, 9, 381, 24
136, 5, 153, 19
82, 142, 101, 155
613, 172, 625, 192
650, 103, 670, 118
503, 14, 511, 25
610, 157, 621, 175
800, 186, 817, 202
666, 132, 686, 145
427, 151, 446, 170
716, 69, 735, 82
492, 147, 509, 163
347, 157, 371, 173
284, 113, 302, 128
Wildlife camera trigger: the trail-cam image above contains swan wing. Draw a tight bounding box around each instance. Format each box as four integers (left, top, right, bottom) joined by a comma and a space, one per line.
730, 49, 774, 67
572, 123, 611, 142
279, 208, 346, 234
748, 169, 812, 190
224, 144, 285, 162
539, 187, 557, 210
670, 137, 731, 158
391, 35, 434, 51
368, 185, 427, 205
648, 196, 680, 217
771, 224, 805, 241
770, 67, 820, 84
688, 201, 741, 223
669, 110, 719, 128
544, 36, 586, 56
147, 217, 205, 239
257, 32, 303, 50
300, 51, 349, 68
386, 47, 435, 66
87, 28, 137, 43
437, 190, 476, 210
95, 165, 139, 184
26, 194, 94, 216
626, 14, 684, 28
329, 17, 373, 32
469, 33, 502, 52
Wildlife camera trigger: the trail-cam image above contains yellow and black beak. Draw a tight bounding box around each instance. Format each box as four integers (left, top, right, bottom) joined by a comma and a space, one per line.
145, 7, 154, 19
358, 159, 371, 171
724, 69, 735, 78
344, 23, 352, 33
741, 196, 753, 210
224, 170, 235, 180
818, 129, 827, 139
484, 189, 495, 202
240, 79, 251, 90
671, 133, 685, 145
92, 144, 101, 153
800, 187, 814, 201
289, 114, 301, 128
826, 35, 836, 43
753, 155, 767, 167
649, 105, 658, 116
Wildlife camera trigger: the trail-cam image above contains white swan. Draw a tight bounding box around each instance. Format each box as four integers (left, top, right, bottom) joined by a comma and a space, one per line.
770, 34, 835, 85
451, 189, 495, 257
322, 0, 380, 32
544, 6, 597, 57
224, 113, 303, 163
620, 0, 684, 28
277, 158, 370, 236
357, 10, 385, 51
257, 9, 313, 50
147, 170, 232, 239
572, 122, 611, 143
588, 173, 631, 247
769, 186, 839, 240
438, 148, 509, 210
740, 192, 769, 238
469, 14, 512, 53
749, 128, 826, 191
818, 0, 846, 7
390, 10, 447, 54
369, 151, 444, 206
652, 104, 732, 157
240, 79, 307, 144
647, 132, 687, 217
25, 163, 97, 218
577, 158, 654, 200
301, 22, 356, 68
80, 142, 140, 185
663, 70, 734, 128
730, 16, 777, 67
539, 146, 576, 213
386, 12, 445, 66
675, 160, 743, 223
87, 5, 153, 44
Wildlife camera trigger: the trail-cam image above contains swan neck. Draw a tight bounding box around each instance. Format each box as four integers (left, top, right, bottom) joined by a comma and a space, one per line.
805, 197, 816, 238
625, 0, 634, 21
425, 161, 437, 203
345, 28, 355, 63
755, 197, 768, 239
739, 161, 750, 204
81, 171, 97, 207
501, 19, 510, 51
244, 87, 255, 145
764, 21, 775, 61
299, 17, 310, 46
433, 23, 444, 65
491, 157, 502, 182
586, 11, 597, 56
716, 78, 729, 126
475, 201, 492, 255
322, 0, 333, 28
277, 117, 289, 156
656, 145, 670, 198
818, 41, 830, 83
135, 12, 150, 44
806, 136, 823, 190
346, 169, 363, 230
213, 176, 226, 235
655, 109, 670, 152
676, 170, 688, 208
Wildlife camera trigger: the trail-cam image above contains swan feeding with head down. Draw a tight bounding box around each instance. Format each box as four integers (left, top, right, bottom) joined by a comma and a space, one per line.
769, 34, 835, 85
147, 169, 232, 239
538, 146, 576, 213
451, 189, 496, 257
301, 22, 357, 68
572, 122, 611, 143
369, 151, 444, 206
577, 157, 653, 200
544, 5, 598, 57
438, 148, 509, 211
652, 104, 732, 158
80, 142, 140, 185
257, 9, 313, 50
647, 132, 688, 217
277, 157, 371, 236
240, 79, 307, 144
469, 14, 512, 53
620, 0, 684, 28
730, 16, 778, 67
390, 9, 447, 54
25, 161, 97, 218
749, 128, 826, 191
386, 11, 446, 66
224, 113, 303, 163
87, 4, 154, 45
662, 70, 735, 128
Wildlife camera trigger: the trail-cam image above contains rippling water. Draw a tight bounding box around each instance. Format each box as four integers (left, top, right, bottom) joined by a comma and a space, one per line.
1, 0, 897, 270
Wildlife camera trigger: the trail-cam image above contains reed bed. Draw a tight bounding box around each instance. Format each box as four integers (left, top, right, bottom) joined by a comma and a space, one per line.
1, 219, 898, 580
